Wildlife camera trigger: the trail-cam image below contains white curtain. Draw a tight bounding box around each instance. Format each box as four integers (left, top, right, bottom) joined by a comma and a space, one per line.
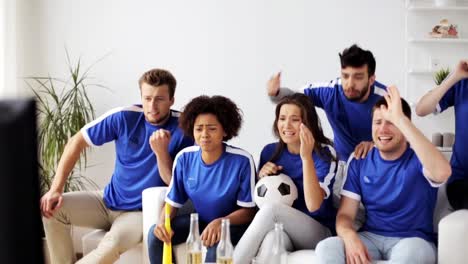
0, 0, 17, 98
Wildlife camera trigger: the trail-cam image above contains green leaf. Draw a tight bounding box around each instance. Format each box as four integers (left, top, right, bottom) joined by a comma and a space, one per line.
23, 48, 109, 195
434, 67, 451, 85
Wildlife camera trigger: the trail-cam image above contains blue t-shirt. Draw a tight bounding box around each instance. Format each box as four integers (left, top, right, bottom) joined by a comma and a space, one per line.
436, 78, 468, 183
341, 147, 440, 242
302, 78, 386, 161
259, 143, 337, 232
81, 105, 194, 210
166, 144, 256, 223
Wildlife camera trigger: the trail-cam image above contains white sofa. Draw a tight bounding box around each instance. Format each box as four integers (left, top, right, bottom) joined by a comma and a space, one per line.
79, 183, 467, 264
141, 187, 468, 264
81, 149, 468, 263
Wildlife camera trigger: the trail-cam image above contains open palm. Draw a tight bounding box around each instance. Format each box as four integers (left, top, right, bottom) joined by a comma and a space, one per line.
380, 86, 404, 125
300, 123, 315, 159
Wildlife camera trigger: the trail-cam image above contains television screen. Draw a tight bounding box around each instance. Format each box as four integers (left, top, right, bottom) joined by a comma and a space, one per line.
0, 98, 44, 263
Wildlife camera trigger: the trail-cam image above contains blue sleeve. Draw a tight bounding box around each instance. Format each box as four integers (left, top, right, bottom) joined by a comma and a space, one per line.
417, 155, 443, 188
169, 130, 194, 159
302, 79, 338, 109
438, 82, 457, 113
236, 156, 256, 208
341, 158, 362, 201
315, 147, 337, 199
165, 154, 188, 208
258, 145, 271, 174
81, 109, 121, 146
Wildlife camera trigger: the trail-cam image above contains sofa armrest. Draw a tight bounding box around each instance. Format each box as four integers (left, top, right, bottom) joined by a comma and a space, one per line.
142, 187, 168, 264
438, 209, 468, 264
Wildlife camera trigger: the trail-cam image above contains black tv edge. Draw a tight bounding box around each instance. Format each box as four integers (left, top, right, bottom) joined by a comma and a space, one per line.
0, 98, 44, 264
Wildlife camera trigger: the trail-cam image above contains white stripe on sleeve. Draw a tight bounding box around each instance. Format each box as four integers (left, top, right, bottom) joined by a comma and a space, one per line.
226, 146, 257, 208
341, 190, 361, 201
319, 144, 338, 199
80, 105, 142, 146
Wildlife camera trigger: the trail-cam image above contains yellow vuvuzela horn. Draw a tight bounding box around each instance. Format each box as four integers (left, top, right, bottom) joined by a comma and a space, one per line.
162, 203, 172, 264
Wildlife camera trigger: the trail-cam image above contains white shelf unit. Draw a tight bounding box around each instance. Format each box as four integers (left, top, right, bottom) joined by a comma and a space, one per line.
404, 0, 468, 104
408, 68, 435, 75
408, 38, 468, 43
408, 5, 468, 11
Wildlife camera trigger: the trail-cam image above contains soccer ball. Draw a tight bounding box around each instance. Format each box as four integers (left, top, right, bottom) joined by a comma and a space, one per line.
254, 173, 298, 208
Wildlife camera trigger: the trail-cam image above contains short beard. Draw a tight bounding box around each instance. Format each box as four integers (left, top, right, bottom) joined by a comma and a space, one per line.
345, 81, 370, 102
148, 112, 171, 126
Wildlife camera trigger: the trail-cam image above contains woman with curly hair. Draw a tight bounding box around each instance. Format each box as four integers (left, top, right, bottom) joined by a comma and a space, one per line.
147, 95, 256, 264
233, 93, 337, 264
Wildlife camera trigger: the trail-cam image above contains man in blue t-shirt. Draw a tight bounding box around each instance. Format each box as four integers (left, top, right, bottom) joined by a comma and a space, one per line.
416, 59, 468, 210
267, 44, 387, 162
315, 86, 451, 263
40, 69, 193, 264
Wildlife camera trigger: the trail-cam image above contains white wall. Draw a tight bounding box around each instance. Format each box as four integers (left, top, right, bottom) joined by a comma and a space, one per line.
0, 0, 17, 98
16, 0, 454, 187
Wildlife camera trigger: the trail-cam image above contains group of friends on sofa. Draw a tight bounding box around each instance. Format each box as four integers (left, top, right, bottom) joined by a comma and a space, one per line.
40, 44, 468, 264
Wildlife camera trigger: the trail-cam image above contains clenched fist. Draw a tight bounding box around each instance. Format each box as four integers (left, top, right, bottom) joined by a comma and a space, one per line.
149, 129, 171, 156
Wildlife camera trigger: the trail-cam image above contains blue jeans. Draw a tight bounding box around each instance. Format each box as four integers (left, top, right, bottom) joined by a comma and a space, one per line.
148, 214, 248, 264
315, 231, 436, 264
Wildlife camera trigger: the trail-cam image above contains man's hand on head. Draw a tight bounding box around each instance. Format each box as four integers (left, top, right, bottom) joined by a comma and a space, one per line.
380, 86, 405, 126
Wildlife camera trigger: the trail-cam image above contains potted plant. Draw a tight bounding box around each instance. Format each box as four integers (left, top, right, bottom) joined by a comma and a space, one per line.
434, 67, 451, 85
24, 50, 105, 195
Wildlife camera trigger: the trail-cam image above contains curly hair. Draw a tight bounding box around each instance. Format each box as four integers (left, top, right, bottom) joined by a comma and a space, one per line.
270, 93, 336, 162
179, 95, 243, 141
138, 68, 177, 99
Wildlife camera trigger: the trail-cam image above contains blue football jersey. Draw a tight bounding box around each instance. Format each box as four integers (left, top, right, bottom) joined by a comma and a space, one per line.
166, 144, 256, 223
436, 78, 468, 183
81, 106, 193, 210
259, 143, 337, 232
302, 78, 386, 161
342, 147, 440, 242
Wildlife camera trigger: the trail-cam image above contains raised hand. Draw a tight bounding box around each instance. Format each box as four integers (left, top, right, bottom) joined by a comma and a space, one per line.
299, 123, 315, 159
259, 162, 283, 177
453, 60, 468, 81
267, 72, 281, 96
380, 86, 405, 126
149, 129, 171, 156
